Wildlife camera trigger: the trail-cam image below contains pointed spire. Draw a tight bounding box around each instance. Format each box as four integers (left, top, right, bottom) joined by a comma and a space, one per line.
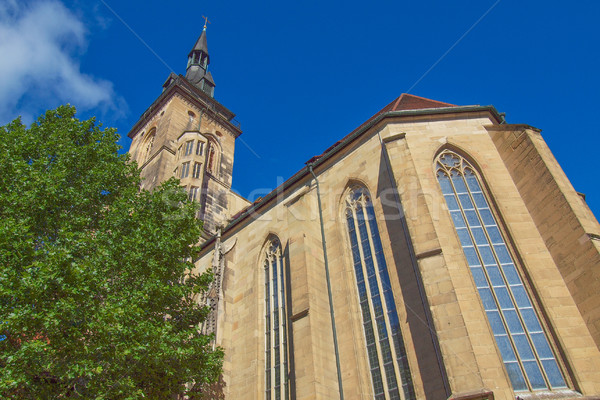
185, 18, 215, 97
189, 29, 208, 57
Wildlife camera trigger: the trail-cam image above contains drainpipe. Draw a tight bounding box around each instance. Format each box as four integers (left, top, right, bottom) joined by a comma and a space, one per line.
377, 132, 451, 397
307, 163, 344, 400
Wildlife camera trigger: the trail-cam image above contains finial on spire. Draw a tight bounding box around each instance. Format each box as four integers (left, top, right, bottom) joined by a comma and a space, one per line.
186, 19, 215, 97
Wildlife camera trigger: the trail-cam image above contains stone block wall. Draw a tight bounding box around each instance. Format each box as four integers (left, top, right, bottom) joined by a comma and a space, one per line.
488, 125, 600, 348
192, 112, 600, 400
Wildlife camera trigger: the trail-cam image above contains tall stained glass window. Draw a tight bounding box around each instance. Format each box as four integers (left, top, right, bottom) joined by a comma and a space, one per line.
264, 238, 289, 400
345, 186, 415, 400
435, 150, 567, 392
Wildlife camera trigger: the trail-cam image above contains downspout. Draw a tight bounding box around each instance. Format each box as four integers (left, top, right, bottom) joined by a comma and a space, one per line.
377, 132, 451, 397
307, 163, 344, 400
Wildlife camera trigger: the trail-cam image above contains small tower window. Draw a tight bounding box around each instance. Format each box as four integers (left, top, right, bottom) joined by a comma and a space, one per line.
196, 141, 204, 156
192, 162, 202, 179
180, 162, 190, 179
188, 186, 199, 202
184, 140, 194, 156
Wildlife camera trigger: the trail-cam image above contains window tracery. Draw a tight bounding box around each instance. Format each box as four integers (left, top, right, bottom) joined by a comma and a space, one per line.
264, 238, 289, 400
141, 128, 156, 163
435, 149, 567, 392
344, 186, 415, 400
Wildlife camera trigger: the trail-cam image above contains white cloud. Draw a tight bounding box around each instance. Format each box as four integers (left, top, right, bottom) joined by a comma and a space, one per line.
0, 0, 124, 124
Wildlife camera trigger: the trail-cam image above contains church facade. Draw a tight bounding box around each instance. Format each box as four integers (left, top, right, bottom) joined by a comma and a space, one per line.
127, 29, 600, 400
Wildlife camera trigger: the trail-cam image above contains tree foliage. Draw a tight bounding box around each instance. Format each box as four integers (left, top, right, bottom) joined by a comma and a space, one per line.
0, 106, 222, 398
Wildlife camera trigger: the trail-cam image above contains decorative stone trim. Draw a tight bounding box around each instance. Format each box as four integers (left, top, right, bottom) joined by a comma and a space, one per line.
283, 186, 310, 207
588, 233, 600, 241
179, 93, 237, 139
448, 389, 494, 400
516, 389, 596, 400
139, 145, 175, 170
415, 247, 443, 260
382, 132, 406, 143
206, 172, 231, 189
290, 309, 309, 322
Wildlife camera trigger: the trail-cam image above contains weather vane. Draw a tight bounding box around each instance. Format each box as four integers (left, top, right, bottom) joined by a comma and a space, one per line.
202, 15, 210, 31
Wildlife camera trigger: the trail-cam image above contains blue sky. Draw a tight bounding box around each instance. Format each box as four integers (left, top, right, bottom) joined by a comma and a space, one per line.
1, 0, 599, 217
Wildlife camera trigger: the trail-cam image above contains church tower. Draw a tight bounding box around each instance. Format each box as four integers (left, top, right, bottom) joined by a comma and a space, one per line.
127, 24, 250, 237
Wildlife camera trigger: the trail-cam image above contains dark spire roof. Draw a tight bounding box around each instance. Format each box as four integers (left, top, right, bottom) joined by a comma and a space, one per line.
203, 71, 215, 85
185, 27, 215, 96
188, 28, 208, 57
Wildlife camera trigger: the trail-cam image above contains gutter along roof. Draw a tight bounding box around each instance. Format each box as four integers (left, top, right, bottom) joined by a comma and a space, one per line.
198, 94, 503, 253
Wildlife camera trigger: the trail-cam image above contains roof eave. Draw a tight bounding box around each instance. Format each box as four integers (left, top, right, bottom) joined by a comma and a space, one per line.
198, 104, 501, 253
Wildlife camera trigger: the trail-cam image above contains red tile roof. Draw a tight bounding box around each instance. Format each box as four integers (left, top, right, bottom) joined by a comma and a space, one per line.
305, 94, 457, 163
379, 93, 456, 112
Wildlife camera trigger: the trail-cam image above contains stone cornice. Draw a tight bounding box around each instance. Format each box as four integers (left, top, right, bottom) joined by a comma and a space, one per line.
128, 75, 242, 139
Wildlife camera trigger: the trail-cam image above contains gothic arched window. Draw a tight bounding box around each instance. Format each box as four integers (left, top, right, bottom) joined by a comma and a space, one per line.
435, 150, 567, 392
141, 128, 156, 163
344, 186, 415, 400
264, 238, 289, 400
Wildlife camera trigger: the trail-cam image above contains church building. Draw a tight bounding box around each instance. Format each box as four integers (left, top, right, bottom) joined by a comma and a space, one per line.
126, 27, 600, 400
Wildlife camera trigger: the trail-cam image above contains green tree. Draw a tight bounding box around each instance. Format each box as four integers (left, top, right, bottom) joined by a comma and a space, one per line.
0, 106, 222, 398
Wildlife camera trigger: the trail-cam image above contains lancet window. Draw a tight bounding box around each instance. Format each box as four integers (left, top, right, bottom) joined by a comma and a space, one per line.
344, 186, 415, 400
141, 128, 156, 163
435, 150, 567, 392
264, 238, 289, 400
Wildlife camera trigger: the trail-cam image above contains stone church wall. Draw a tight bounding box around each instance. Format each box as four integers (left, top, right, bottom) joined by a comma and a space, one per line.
488, 125, 600, 349
194, 111, 600, 399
